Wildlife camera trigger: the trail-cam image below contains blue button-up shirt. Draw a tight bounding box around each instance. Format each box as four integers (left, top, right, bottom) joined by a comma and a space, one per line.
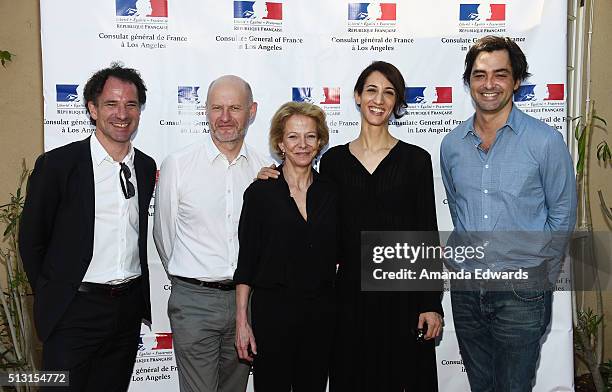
440, 105, 577, 271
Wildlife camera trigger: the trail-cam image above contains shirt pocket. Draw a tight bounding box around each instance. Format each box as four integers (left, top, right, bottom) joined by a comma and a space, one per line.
451, 163, 483, 195
499, 162, 540, 198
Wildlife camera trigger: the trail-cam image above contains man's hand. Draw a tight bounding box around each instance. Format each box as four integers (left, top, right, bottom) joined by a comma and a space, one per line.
257, 164, 280, 180
235, 320, 257, 362
418, 312, 443, 340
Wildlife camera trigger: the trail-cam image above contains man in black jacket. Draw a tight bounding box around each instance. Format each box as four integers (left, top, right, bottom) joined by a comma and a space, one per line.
19, 63, 156, 392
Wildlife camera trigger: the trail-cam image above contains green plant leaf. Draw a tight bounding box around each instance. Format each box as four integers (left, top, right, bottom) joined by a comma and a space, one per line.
577, 308, 604, 338
593, 114, 608, 126
597, 146, 602, 161
3, 220, 15, 237
597, 141, 611, 162
574, 121, 583, 141
0, 50, 14, 68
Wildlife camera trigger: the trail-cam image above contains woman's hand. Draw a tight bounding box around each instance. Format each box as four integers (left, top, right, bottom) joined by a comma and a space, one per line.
235, 284, 256, 361
235, 318, 257, 362
256, 164, 280, 180
418, 312, 443, 340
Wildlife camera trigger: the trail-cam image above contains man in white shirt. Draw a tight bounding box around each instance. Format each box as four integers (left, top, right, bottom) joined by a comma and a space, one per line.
19, 64, 157, 391
154, 75, 269, 392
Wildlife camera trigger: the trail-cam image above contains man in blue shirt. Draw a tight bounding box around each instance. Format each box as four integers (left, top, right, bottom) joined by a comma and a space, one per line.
440, 36, 576, 391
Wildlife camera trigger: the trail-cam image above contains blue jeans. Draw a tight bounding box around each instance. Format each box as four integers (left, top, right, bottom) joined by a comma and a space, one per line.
451, 286, 552, 392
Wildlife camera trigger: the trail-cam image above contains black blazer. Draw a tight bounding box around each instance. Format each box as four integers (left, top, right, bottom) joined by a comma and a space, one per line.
18, 137, 156, 342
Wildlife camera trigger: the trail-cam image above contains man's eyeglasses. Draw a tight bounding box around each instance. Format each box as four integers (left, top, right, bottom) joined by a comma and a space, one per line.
120, 162, 135, 199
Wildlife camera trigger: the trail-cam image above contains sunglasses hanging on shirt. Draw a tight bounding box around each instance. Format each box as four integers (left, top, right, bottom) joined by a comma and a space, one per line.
119, 162, 135, 199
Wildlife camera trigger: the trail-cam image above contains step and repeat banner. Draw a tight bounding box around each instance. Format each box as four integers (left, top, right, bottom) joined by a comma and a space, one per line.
41, 1, 573, 391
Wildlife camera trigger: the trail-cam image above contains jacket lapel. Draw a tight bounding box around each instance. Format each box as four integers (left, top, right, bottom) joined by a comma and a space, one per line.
78, 137, 95, 262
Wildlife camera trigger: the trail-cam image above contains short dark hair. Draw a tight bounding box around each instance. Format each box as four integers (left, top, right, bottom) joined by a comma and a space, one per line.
83, 63, 147, 123
463, 35, 531, 86
354, 61, 407, 119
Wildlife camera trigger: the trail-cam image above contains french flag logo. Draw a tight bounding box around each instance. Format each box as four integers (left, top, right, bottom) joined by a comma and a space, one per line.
514, 84, 564, 102
116, 0, 168, 17
292, 87, 341, 105
514, 85, 536, 102
138, 333, 173, 351
544, 84, 564, 101
178, 86, 202, 104
405, 87, 426, 104
459, 3, 505, 21
432, 87, 453, 104
233, 1, 283, 20
348, 3, 396, 21
152, 333, 173, 349
56, 84, 80, 102
320, 88, 341, 104
487, 4, 505, 21
405, 87, 452, 104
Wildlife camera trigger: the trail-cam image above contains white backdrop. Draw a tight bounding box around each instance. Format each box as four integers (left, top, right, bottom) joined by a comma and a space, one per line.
41, 1, 573, 390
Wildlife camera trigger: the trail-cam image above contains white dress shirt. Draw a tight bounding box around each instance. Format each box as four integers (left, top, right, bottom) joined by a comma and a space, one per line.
83, 134, 141, 284
153, 135, 269, 281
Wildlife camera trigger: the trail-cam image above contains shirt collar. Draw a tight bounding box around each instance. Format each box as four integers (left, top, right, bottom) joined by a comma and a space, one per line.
504, 105, 523, 135
203, 134, 248, 163
460, 115, 476, 139
90, 133, 134, 166
462, 104, 522, 139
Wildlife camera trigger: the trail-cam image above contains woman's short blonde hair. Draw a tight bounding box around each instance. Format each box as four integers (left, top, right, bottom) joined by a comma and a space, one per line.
269, 101, 330, 160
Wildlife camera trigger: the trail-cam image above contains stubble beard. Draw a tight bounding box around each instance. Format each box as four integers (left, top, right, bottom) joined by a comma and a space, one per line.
210, 127, 246, 147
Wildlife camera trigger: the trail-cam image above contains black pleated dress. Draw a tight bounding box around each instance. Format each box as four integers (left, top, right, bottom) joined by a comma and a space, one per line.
320, 141, 443, 392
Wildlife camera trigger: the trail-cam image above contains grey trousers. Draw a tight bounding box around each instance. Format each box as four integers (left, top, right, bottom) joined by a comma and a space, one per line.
168, 277, 250, 392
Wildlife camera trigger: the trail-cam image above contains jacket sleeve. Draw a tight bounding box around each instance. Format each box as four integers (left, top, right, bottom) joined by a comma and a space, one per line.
18, 153, 61, 291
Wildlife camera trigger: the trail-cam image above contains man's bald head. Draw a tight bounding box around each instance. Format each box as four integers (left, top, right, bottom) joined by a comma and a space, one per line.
206, 75, 253, 106
205, 75, 258, 148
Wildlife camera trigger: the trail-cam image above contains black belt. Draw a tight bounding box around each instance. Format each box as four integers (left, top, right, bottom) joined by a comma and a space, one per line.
78, 277, 141, 297
175, 276, 236, 291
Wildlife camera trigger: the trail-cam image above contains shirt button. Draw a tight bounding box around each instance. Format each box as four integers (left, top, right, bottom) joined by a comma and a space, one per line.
483, 189, 488, 194
485, 164, 489, 169
484, 214, 489, 219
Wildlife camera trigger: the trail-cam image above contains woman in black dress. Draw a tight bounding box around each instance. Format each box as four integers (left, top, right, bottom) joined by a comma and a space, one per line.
320, 61, 443, 391
234, 102, 337, 392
